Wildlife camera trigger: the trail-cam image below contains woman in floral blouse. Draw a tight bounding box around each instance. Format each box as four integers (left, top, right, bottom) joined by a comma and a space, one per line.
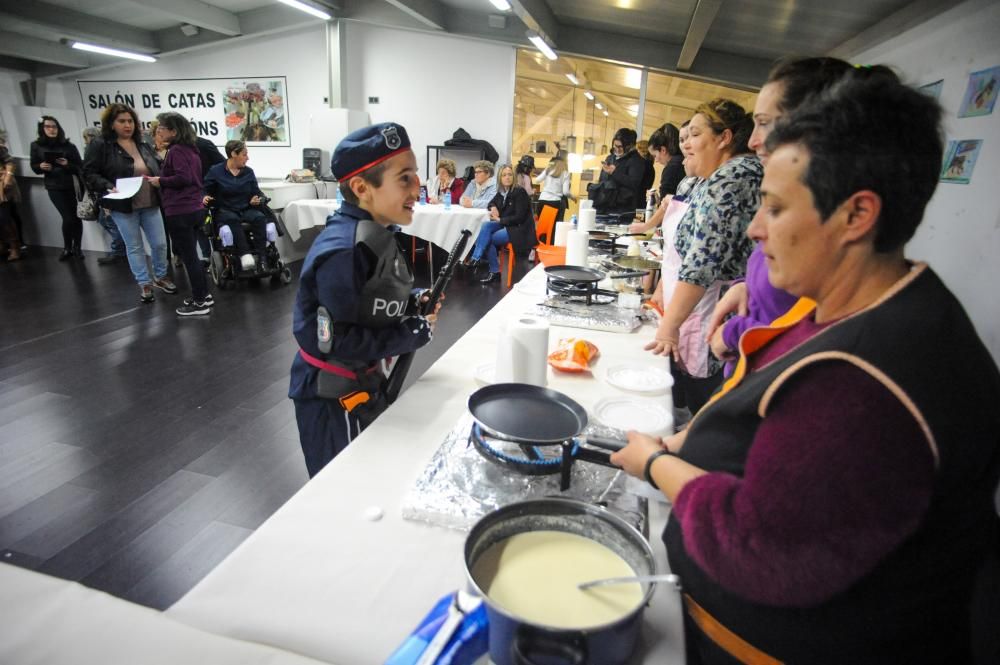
646, 98, 761, 413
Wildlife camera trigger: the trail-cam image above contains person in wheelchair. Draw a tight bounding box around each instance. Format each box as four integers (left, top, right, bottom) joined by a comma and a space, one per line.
203, 139, 268, 271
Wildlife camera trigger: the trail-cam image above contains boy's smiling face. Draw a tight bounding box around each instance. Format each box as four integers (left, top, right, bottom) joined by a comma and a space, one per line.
352, 150, 420, 227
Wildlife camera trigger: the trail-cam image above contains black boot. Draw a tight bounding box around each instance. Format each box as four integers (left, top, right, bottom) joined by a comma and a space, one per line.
58, 248, 72, 261
478, 271, 501, 284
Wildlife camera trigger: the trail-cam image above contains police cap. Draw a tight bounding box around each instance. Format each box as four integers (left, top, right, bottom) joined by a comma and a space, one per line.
332, 122, 411, 181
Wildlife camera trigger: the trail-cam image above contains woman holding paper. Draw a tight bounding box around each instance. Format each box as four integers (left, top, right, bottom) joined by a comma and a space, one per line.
84, 103, 176, 304
30, 116, 84, 260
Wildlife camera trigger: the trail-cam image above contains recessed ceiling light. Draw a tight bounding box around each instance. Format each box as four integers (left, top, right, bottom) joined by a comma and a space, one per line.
488, 0, 511, 10
276, 0, 332, 20
71, 42, 156, 62
565, 73, 579, 85
583, 91, 594, 100
595, 102, 604, 110
526, 32, 557, 61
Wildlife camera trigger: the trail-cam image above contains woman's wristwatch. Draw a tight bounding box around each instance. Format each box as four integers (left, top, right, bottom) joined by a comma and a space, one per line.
644, 449, 675, 490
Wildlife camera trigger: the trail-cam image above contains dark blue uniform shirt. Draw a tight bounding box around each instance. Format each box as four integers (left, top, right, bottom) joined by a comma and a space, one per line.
289, 202, 431, 401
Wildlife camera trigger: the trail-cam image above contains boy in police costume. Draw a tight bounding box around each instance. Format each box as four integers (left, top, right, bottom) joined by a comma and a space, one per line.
289, 123, 440, 477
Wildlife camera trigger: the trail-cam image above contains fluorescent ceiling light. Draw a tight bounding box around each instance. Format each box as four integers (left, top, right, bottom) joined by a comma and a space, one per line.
276, 0, 332, 20
594, 102, 604, 110
527, 32, 557, 61
565, 73, 579, 85
488, 0, 511, 10
71, 42, 156, 62
583, 91, 594, 100
602, 110, 609, 116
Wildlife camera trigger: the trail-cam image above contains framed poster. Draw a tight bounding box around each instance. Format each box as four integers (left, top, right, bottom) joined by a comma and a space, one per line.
78, 77, 290, 147
940, 139, 983, 184
919, 79, 944, 100
958, 66, 999, 118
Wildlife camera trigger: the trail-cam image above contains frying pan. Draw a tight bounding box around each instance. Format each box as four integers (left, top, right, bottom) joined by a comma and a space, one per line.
612, 256, 661, 272
543, 265, 605, 284
468, 383, 625, 452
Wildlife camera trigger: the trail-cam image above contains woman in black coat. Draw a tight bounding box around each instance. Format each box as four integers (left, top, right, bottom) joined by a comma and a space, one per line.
468, 163, 537, 284
30, 116, 84, 260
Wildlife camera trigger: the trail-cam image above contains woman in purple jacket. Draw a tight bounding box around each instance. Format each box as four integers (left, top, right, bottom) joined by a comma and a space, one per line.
707, 57, 895, 374
148, 113, 212, 316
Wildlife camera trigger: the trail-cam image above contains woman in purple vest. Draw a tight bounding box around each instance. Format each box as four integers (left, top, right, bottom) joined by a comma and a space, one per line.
612, 73, 1000, 664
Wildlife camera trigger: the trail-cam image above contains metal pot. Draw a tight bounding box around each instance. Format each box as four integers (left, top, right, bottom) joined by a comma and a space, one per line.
464, 498, 656, 665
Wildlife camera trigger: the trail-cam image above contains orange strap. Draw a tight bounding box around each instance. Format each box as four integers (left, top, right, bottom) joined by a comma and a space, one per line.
684, 595, 784, 665
708, 297, 816, 406
338, 390, 371, 413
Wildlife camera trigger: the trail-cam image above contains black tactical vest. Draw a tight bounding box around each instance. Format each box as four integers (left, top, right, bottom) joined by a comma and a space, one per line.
665, 265, 1000, 664
355, 219, 414, 328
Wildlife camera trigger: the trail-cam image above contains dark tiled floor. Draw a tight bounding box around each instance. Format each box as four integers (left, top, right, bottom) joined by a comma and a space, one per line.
0, 241, 504, 609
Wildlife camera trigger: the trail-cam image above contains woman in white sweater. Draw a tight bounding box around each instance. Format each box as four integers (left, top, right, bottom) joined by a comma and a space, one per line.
533, 152, 572, 221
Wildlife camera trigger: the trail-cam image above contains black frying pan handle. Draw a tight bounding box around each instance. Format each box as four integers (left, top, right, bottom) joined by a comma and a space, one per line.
584, 435, 626, 451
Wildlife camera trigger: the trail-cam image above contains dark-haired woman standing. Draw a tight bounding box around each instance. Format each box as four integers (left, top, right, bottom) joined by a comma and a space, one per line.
30, 116, 84, 260
148, 112, 211, 316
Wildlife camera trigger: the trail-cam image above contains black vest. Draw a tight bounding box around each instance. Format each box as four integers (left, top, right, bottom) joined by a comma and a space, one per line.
354, 219, 414, 329
664, 265, 1000, 664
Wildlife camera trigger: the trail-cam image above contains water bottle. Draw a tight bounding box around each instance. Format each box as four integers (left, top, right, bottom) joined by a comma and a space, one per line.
418, 186, 427, 206
570, 214, 577, 230
645, 190, 656, 224
335, 186, 343, 207
443, 190, 451, 210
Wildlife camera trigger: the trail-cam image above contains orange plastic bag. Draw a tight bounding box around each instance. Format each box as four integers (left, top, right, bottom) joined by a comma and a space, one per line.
547, 338, 600, 373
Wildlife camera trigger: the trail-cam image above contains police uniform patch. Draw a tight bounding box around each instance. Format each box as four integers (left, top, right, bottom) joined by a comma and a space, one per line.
382, 126, 402, 150
317, 306, 333, 353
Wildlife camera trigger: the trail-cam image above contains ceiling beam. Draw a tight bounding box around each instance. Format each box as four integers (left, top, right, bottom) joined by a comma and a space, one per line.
382, 0, 446, 31
125, 0, 241, 36
0, 0, 158, 53
827, 0, 964, 59
510, 0, 559, 43
677, 0, 723, 71
0, 31, 91, 68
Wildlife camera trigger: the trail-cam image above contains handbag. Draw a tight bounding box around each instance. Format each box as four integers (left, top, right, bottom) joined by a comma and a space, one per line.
74, 175, 98, 221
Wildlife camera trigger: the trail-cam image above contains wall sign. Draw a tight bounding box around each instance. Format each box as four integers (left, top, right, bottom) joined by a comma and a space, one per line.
77, 77, 290, 147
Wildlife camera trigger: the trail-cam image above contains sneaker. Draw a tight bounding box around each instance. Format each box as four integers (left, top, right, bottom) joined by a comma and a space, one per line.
153, 278, 178, 294
97, 254, 123, 265
176, 301, 211, 316
140, 284, 155, 303
240, 253, 255, 271
183, 294, 215, 308
58, 249, 72, 262
478, 271, 501, 284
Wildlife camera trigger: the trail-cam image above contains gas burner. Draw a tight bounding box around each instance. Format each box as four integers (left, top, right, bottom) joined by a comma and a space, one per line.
545, 277, 616, 305
469, 422, 577, 477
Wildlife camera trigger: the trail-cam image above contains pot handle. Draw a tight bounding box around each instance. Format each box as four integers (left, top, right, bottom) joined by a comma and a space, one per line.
512, 627, 587, 665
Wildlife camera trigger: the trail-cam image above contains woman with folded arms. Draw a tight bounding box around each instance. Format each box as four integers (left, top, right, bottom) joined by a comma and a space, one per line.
30, 116, 84, 260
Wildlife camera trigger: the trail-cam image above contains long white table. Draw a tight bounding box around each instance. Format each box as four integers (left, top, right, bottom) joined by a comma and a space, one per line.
168, 265, 686, 664
281, 200, 490, 247
0, 562, 330, 665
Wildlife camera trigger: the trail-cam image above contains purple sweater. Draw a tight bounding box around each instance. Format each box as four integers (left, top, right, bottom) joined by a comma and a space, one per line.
673, 315, 935, 607
159, 143, 205, 216
721, 244, 799, 373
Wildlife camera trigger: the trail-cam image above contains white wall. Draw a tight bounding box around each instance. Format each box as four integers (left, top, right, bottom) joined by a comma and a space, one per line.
851, 0, 1000, 364
343, 21, 515, 181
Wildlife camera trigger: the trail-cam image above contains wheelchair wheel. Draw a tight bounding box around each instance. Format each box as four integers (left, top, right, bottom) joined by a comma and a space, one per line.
276, 266, 292, 285
210, 251, 226, 287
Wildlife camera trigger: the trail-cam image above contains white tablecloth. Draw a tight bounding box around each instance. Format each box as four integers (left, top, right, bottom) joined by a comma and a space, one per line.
168, 265, 685, 665
282, 200, 489, 247
259, 181, 324, 210
0, 562, 329, 665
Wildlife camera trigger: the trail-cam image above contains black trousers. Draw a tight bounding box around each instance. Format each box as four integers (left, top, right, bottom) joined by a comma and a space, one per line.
47, 188, 82, 251
540, 197, 567, 222
672, 366, 723, 415
216, 208, 267, 256
165, 210, 210, 302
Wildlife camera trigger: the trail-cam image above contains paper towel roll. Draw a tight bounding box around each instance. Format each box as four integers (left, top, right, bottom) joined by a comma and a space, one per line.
579, 199, 593, 210
577, 208, 597, 232
553, 221, 569, 247
494, 317, 549, 386
565, 229, 589, 266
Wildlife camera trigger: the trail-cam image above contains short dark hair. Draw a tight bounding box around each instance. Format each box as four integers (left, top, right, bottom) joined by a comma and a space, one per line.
100, 103, 141, 142
694, 98, 752, 156
224, 140, 246, 158
37, 115, 66, 144
613, 128, 637, 149
767, 56, 899, 113
155, 112, 197, 147
766, 75, 943, 253
648, 123, 680, 156
338, 162, 388, 205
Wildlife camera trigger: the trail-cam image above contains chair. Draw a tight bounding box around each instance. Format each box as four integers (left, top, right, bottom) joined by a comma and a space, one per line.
503, 204, 559, 287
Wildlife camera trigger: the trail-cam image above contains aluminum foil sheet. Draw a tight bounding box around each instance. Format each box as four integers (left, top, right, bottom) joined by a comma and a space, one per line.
529, 298, 642, 333
401, 414, 648, 535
